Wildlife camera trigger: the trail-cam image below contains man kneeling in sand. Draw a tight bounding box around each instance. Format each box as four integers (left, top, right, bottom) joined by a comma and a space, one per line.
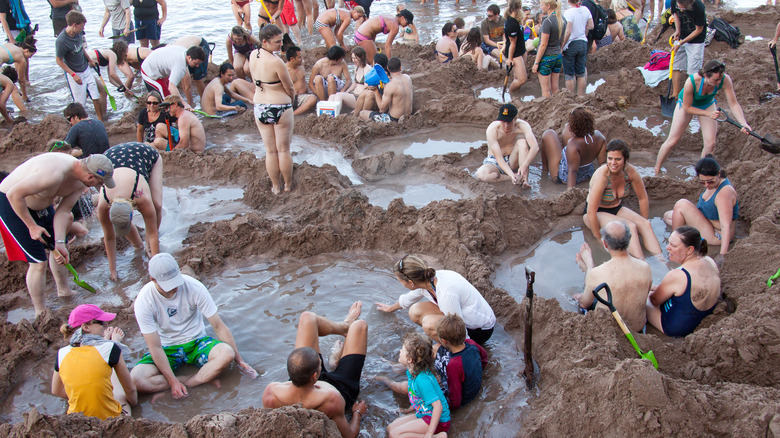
201, 62, 253, 116
475, 103, 539, 188
359, 57, 412, 123
153, 95, 206, 152
575, 221, 652, 333
263, 302, 368, 438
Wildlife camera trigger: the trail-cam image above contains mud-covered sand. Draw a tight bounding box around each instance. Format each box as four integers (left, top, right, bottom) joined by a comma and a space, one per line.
2, 5, 780, 436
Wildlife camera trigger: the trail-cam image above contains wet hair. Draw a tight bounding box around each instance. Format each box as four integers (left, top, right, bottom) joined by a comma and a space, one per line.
374, 53, 389, 73
463, 27, 482, 53
487, 4, 501, 15
351, 46, 367, 66
601, 221, 631, 251
186, 46, 207, 62
2, 66, 17, 83
219, 62, 235, 76
506, 0, 523, 19
286, 45, 301, 61
16, 35, 36, 54
388, 56, 401, 73
436, 314, 467, 345
64, 103, 88, 120
699, 59, 725, 78
606, 9, 618, 24
281, 33, 295, 54
287, 347, 320, 386
541, 0, 563, 38
112, 40, 129, 64
694, 155, 725, 178
442, 22, 456, 36
675, 226, 708, 256
231, 25, 249, 40
453, 17, 465, 29
568, 107, 595, 138
164, 94, 184, 108
606, 139, 630, 161
403, 332, 435, 377
676, 0, 694, 5
326, 45, 346, 61
66, 10, 86, 26
260, 24, 283, 44
394, 255, 436, 283
146, 90, 163, 104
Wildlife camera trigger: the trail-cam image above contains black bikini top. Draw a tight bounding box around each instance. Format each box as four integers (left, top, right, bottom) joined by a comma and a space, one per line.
103, 172, 140, 203
255, 47, 282, 90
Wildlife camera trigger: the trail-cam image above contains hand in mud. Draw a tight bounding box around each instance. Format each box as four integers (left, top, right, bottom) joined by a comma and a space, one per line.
236, 105, 247, 113
170, 380, 189, 399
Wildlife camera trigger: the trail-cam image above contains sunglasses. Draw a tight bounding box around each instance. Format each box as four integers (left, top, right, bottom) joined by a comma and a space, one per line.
146, 101, 160, 105
89, 319, 106, 326
698, 177, 719, 186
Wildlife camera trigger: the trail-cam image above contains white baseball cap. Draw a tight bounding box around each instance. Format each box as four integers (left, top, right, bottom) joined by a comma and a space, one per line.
148, 253, 184, 292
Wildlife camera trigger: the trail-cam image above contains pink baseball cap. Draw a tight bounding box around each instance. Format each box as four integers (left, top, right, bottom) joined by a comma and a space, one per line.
68, 304, 116, 328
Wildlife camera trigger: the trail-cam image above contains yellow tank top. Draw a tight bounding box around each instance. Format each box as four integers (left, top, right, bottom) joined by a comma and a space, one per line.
56, 343, 121, 420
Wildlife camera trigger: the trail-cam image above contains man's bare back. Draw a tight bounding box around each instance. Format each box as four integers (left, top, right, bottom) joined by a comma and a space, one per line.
176, 111, 206, 152
384, 73, 413, 119
263, 379, 344, 416
201, 78, 225, 115
0, 153, 86, 210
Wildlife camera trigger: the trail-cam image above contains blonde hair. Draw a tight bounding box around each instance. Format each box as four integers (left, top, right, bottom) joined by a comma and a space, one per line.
393, 255, 436, 283
542, 0, 564, 39
505, 0, 523, 19
60, 323, 76, 340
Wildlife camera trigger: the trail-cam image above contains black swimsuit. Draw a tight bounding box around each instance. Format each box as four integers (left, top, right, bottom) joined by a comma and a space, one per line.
254, 48, 282, 91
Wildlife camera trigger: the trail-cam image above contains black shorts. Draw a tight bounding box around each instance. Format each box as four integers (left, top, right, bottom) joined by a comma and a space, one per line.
0, 191, 54, 263
318, 353, 365, 409
467, 327, 494, 346
583, 201, 623, 216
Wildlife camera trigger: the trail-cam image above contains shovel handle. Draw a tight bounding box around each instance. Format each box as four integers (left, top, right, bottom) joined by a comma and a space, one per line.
592, 282, 617, 312
771, 45, 780, 84
525, 266, 535, 298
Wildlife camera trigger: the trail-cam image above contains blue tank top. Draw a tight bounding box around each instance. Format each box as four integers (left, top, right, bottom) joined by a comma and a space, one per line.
677, 74, 724, 110
660, 268, 716, 337
696, 178, 738, 221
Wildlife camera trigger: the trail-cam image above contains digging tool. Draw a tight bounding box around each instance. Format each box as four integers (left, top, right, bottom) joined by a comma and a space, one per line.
593, 282, 658, 369
660, 37, 676, 117
641, 19, 650, 45
771, 45, 780, 86
45, 241, 97, 293
716, 107, 780, 154
257, 0, 275, 25
502, 63, 514, 102
768, 267, 780, 287
108, 26, 146, 39
526, 19, 537, 39
523, 266, 536, 388
93, 67, 117, 111
191, 109, 222, 118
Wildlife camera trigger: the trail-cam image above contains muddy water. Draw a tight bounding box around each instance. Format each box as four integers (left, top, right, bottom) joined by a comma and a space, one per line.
494, 203, 690, 312
1, 252, 528, 436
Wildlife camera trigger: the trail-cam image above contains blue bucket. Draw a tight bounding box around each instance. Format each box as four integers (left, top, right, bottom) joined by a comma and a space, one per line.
365, 65, 389, 86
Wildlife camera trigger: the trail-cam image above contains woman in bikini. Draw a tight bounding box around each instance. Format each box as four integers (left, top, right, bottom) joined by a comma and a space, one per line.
226, 26, 259, 80
314, 6, 364, 48
354, 10, 413, 63
0, 36, 35, 102
647, 226, 720, 337
663, 156, 737, 261
0, 66, 25, 124
258, 0, 302, 43
113, 40, 152, 91
328, 46, 371, 113
249, 25, 295, 195
583, 139, 662, 259
654, 60, 751, 175
435, 22, 459, 63
96, 142, 162, 281
87, 47, 135, 98
231, 0, 252, 33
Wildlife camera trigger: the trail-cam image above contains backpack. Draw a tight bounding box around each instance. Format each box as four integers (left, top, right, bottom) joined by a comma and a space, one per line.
709, 18, 742, 49
582, 0, 609, 41
644, 50, 671, 71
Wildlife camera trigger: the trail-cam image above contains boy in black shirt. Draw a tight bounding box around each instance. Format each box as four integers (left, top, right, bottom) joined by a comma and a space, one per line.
671, 0, 706, 97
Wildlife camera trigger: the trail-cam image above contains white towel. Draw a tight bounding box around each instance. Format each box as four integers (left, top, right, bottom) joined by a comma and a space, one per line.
637, 67, 670, 88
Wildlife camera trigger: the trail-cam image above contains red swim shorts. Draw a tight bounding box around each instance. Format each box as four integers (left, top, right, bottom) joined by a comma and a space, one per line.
280, 0, 297, 25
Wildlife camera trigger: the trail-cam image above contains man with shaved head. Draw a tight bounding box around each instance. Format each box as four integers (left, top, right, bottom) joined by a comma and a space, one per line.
575, 220, 653, 332
262, 302, 368, 438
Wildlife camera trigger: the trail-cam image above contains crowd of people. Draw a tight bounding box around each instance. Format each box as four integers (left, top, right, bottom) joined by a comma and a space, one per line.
0, 0, 772, 434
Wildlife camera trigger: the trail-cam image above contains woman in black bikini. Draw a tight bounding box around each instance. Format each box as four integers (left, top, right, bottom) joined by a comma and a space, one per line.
249, 25, 295, 195
226, 26, 259, 80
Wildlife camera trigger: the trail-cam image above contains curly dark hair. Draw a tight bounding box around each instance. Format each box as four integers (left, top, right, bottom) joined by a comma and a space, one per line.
403, 332, 435, 377
568, 107, 595, 138
112, 40, 129, 65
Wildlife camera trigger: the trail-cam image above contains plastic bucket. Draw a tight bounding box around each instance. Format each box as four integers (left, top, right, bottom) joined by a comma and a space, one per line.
365, 65, 389, 86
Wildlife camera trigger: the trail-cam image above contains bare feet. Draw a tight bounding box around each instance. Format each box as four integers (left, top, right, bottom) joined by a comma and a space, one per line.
344, 301, 362, 326
575, 243, 594, 272
57, 288, 75, 298
103, 326, 125, 342
329, 339, 344, 369
271, 186, 281, 195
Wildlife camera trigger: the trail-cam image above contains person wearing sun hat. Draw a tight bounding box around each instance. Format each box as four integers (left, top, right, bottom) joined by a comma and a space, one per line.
0, 153, 114, 317
131, 253, 257, 399
96, 142, 163, 281
474, 103, 539, 188
51, 304, 137, 419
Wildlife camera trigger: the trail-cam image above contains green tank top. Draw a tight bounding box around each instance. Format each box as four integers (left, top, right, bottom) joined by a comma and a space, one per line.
677, 74, 724, 110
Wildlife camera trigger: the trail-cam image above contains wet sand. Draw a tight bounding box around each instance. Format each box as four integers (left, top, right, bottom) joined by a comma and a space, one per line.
2, 0, 780, 436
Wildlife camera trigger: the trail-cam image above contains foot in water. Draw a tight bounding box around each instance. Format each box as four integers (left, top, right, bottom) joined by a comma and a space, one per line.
575, 243, 594, 273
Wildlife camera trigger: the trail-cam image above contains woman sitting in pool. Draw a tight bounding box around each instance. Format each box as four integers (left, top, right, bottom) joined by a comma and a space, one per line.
583, 139, 662, 259
376, 255, 496, 345
435, 22, 459, 63
460, 27, 497, 70
646, 226, 720, 337
663, 156, 737, 260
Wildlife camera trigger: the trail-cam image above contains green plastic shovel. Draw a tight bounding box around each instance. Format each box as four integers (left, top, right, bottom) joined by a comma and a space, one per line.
46, 241, 96, 293
593, 282, 658, 369
191, 109, 221, 118
93, 67, 117, 111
